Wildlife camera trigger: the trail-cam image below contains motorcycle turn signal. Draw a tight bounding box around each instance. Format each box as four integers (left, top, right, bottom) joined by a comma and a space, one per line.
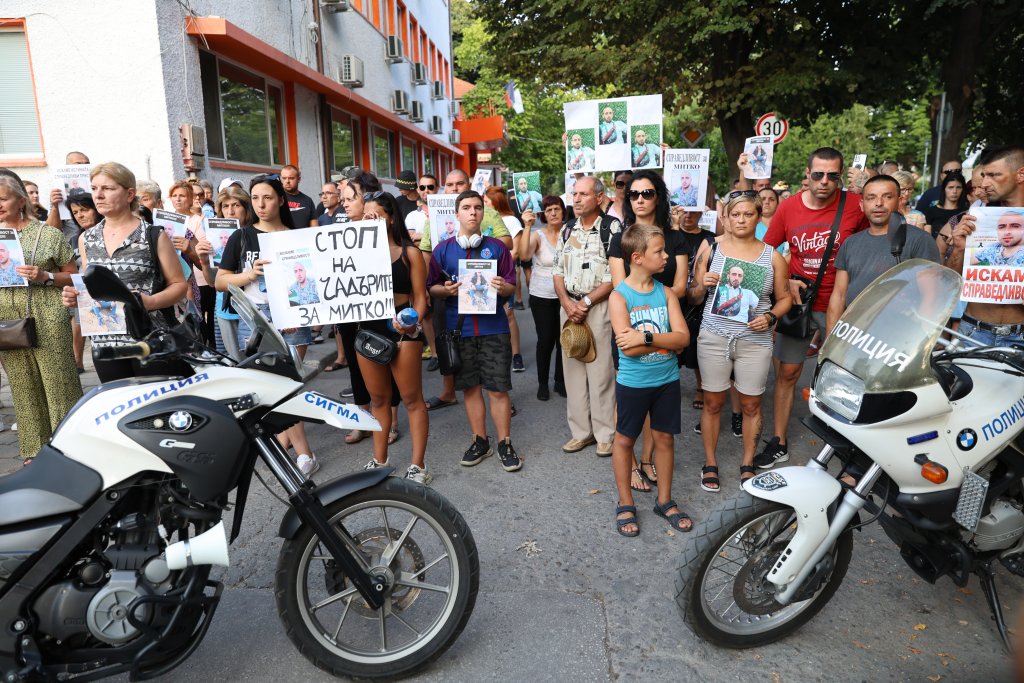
913, 454, 948, 484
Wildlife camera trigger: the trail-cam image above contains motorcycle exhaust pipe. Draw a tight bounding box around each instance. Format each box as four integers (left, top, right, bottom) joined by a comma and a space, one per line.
165, 521, 230, 570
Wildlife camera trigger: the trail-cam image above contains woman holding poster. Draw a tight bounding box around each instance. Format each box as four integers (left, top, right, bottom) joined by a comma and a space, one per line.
215, 175, 320, 477
688, 193, 791, 491
357, 193, 432, 485
0, 173, 81, 460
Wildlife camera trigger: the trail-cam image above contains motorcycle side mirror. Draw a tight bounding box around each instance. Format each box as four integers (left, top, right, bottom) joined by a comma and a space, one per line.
83, 265, 138, 306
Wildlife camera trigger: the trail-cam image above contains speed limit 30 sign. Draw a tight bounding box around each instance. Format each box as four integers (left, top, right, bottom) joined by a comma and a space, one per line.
755, 113, 789, 144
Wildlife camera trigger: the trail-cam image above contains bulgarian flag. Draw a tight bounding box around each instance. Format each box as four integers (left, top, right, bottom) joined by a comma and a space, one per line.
504, 81, 525, 114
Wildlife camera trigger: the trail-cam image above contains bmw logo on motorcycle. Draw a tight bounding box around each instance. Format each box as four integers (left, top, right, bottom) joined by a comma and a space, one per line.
169, 411, 193, 431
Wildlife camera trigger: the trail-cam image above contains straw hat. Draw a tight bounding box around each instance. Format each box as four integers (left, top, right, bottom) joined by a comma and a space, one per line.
560, 320, 597, 363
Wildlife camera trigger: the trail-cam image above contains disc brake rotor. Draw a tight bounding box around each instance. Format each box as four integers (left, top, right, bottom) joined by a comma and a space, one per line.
321, 526, 426, 617
732, 540, 787, 615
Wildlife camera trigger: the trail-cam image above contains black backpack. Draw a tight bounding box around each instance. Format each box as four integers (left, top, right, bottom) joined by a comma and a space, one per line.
146, 223, 181, 327
560, 214, 618, 255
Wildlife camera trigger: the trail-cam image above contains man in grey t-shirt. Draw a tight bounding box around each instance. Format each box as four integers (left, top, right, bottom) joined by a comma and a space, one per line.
827, 175, 940, 334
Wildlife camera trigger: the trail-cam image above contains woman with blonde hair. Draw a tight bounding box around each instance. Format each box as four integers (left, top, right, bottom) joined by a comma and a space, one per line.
0, 172, 81, 460
211, 185, 257, 360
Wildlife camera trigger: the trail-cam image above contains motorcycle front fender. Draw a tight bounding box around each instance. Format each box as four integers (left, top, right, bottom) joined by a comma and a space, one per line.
278, 468, 393, 539
742, 465, 843, 588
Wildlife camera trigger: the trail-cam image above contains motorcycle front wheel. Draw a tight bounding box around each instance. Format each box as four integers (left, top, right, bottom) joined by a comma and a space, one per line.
275, 477, 479, 679
675, 492, 852, 648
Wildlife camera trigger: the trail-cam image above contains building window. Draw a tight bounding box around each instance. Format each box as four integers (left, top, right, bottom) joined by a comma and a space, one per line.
332, 116, 358, 172
200, 53, 284, 166
0, 28, 43, 158
401, 140, 416, 173
372, 128, 393, 179
422, 148, 434, 176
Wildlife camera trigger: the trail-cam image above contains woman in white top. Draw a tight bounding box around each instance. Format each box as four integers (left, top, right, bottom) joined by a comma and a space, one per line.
521, 196, 567, 400
484, 186, 527, 373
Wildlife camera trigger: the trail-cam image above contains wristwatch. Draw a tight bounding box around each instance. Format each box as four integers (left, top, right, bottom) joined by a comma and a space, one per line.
763, 311, 778, 327
643, 330, 654, 346
582, 295, 593, 307
42, 272, 54, 286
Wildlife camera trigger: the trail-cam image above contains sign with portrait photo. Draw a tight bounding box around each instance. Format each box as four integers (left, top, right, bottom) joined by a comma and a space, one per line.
471, 168, 492, 194
665, 148, 710, 211
511, 171, 543, 215
709, 257, 769, 323
71, 273, 126, 336
961, 207, 1024, 304
457, 259, 498, 314
52, 165, 93, 221
427, 194, 459, 251
852, 154, 868, 171
563, 95, 663, 172
259, 219, 395, 329
152, 209, 189, 243
743, 135, 774, 180
0, 228, 28, 287
204, 217, 239, 268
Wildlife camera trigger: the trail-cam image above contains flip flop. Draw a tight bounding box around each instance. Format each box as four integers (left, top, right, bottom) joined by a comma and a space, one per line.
345, 429, 369, 444
425, 396, 458, 411
388, 428, 400, 445
323, 360, 348, 372
630, 467, 651, 492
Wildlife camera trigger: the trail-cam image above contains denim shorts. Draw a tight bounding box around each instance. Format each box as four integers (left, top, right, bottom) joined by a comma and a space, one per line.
237, 302, 312, 350
959, 319, 1024, 347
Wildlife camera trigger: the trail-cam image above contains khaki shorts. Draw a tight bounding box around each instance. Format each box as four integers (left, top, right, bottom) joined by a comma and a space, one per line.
772, 311, 827, 364
696, 329, 773, 396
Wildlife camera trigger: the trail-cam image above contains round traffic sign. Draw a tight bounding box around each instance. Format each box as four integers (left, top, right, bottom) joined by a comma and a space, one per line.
755, 112, 789, 144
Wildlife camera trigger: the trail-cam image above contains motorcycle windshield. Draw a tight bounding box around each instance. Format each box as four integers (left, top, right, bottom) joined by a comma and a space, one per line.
819, 259, 961, 392
227, 284, 290, 358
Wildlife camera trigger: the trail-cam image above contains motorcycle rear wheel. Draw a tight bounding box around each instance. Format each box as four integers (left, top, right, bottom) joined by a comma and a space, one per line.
675, 492, 852, 648
275, 477, 479, 679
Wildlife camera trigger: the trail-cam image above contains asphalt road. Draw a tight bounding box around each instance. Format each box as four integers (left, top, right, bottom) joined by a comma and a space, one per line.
0, 304, 1018, 682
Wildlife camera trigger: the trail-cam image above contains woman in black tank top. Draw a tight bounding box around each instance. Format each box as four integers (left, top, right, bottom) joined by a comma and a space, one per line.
359, 193, 431, 484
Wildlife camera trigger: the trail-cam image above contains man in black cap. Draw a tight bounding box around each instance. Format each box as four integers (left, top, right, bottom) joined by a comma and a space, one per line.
394, 170, 420, 219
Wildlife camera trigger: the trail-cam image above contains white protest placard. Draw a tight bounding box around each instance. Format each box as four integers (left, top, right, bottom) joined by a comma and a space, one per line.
664, 148, 710, 211
52, 165, 93, 221
743, 135, 774, 179
698, 211, 718, 232
427, 194, 458, 251
961, 207, 1024, 304
852, 154, 868, 171
204, 217, 239, 268
563, 95, 663, 173
259, 219, 395, 329
457, 259, 498, 314
152, 209, 189, 242
0, 228, 28, 287
71, 273, 126, 336
471, 168, 491, 194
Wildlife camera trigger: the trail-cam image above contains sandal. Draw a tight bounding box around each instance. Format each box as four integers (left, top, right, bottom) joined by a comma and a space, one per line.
740, 465, 757, 483
615, 503, 640, 537
653, 499, 693, 532
692, 391, 704, 410
639, 461, 658, 487
630, 468, 651, 493
345, 429, 369, 444
323, 360, 348, 372
700, 465, 720, 493
388, 428, 400, 445
425, 395, 459, 411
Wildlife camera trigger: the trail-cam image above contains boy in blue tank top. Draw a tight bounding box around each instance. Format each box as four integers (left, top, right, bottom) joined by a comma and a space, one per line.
608, 224, 692, 536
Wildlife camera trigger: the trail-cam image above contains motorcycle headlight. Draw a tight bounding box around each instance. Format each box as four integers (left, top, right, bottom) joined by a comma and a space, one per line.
815, 361, 865, 421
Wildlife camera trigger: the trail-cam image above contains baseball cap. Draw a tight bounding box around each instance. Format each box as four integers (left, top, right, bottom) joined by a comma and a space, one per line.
218, 177, 243, 194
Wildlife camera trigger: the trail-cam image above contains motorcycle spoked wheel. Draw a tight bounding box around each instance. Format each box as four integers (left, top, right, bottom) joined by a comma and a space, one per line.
275, 477, 479, 679
675, 492, 852, 648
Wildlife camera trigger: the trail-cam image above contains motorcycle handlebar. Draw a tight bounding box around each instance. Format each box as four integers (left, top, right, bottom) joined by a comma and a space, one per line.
93, 336, 173, 361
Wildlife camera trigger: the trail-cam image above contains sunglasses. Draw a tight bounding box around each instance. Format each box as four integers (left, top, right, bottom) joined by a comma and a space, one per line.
728, 190, 758, 200
627, 189, 657, 201
418, 184, 436, 191
615, 180, 628, 189
941, 168, 961, 175
250, 173, 281, 185
362, 191, 386, 202
809, 171, 842, 182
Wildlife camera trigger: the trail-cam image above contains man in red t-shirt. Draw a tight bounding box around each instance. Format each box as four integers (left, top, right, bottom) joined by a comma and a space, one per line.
757, 147, 868, 469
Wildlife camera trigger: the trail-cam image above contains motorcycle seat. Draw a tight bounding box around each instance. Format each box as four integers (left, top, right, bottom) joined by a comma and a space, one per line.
0, 446, 103, 527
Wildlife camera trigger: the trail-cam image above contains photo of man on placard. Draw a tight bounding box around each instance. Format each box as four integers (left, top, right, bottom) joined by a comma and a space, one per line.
566, 129, 596, 172
710, 259, 766, 323
630, 126, 661, 168
597, 102, 628, 145
671, 170, 699, 208
288, 260, 320, 307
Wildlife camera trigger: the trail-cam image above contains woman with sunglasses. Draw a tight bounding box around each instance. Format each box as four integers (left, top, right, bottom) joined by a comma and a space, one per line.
607, 170, 687, 493
606, 170, 633, 222
521, 196, 568, 400
215, 174, 319, 477
356, 192, 431, 483
689, 193, 792, 491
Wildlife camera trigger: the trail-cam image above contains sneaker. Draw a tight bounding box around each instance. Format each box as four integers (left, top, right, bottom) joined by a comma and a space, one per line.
692, 422, 701, 435
596, 441, 612, 457
731, 412, 743, 438
363, 457, 391, 470
405, 464, 433, 485
553, 382, 567, 397
422, 345, 433, 359
537, 384, 550, 401
340, 386, 354, 399
311, 333, 325, 344
755, 437, 789, 470
461, 436, 493, 466
562, 436, 596, 453
426, 357, 440, 372
512, 354, 525, 372
497, 438, 522, 471
296, 454, 320, 478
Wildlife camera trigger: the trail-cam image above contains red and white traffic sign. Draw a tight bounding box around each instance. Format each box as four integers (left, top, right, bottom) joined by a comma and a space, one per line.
755, 113, 789, 144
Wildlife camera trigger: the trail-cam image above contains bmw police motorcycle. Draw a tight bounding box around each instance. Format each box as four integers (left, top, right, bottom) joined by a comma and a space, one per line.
0, 266, 477, 681
677, 259, 1024, 650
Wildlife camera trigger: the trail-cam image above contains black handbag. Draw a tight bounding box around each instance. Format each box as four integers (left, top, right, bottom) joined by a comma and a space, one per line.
435, 314, 465, 376
775, 190, 847, 339
0, 227, 42, 351
355, 327, 397, 365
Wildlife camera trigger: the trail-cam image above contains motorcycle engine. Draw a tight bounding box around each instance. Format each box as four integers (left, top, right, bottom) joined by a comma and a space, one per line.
973, 499, 1024, 552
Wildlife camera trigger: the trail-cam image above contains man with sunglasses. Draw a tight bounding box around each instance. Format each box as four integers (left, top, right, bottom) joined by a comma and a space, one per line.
916, 159, 963, 211
405, 174, 438, 241
759, 147, 867, 470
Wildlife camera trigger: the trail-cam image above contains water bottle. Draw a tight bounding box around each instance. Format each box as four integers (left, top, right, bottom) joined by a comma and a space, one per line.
388, 308, 419, 332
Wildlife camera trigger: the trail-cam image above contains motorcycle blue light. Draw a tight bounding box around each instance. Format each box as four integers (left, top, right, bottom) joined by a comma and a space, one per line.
907, 431, 938, 445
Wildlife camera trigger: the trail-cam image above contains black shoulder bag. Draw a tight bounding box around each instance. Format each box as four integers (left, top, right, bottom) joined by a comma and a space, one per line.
775, 190, 847, 339
0, 227, 42, 350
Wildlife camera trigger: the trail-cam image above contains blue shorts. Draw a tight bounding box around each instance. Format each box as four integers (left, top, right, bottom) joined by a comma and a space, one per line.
237, 302, 312, 350
615, 380, 681, 439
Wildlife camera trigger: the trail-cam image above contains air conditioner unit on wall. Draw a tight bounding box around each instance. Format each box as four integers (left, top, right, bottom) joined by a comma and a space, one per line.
391, 90, 410, 115
449, 100, 460, 118
412, 63, 428, 85
386, 36, 403, 63
431, 81, 444, 100
410, 101, 424, 122
429, 116, 443, 134
321, 0, 350, 12
339, 54, 364, 87
449, 130, 460, 145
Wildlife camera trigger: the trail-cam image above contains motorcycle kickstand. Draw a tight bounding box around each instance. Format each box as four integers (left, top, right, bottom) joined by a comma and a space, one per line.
978, 562, 1014, 654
